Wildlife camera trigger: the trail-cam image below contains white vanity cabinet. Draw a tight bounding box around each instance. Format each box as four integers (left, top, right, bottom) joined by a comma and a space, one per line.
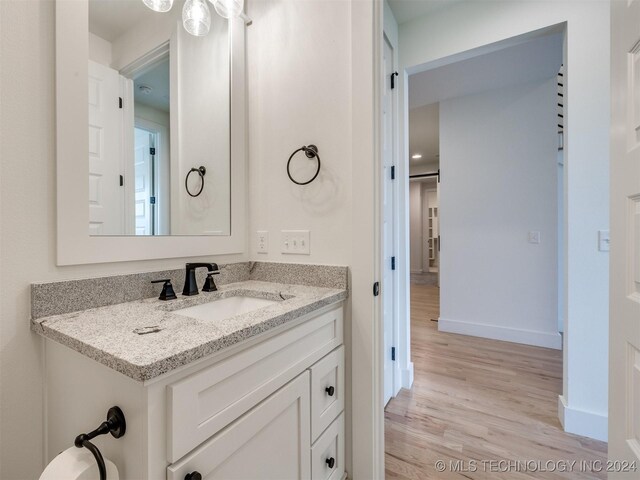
44, 303, 345, 480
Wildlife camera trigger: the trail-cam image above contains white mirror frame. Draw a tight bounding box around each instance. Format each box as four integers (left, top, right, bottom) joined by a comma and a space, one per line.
55, 0, 246, 265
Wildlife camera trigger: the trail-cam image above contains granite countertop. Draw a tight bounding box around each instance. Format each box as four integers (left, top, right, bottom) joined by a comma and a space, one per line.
31, 280, 347, 382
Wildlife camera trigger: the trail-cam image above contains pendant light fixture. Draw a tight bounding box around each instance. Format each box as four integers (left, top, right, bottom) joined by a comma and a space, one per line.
209, 0, 244, 19
142, 0, 174, 13
182, 0, 211, 36
142, 0, 245, 37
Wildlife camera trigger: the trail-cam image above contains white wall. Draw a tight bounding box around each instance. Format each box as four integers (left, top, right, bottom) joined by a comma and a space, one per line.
89, 32, 112, 66
409, 182, 422, 272
0, 2, 246, 478
439, 77, 560, 349
246, 0, 352, 265
172, 17, 230, 235
397, 0, 610, 442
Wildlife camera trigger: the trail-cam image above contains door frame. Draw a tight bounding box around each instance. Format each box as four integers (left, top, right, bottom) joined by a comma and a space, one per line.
390, 16, 609, 446
349, 1, 384, 478
382, 31, 402, 406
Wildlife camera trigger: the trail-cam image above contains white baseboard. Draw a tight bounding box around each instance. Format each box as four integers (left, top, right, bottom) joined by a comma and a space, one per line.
558, 395, 608, 442
401, 362, 414, 389
438, 317, 562, 350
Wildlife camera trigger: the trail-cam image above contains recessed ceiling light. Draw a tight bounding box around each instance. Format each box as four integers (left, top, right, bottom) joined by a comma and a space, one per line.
412, 154, 422, 159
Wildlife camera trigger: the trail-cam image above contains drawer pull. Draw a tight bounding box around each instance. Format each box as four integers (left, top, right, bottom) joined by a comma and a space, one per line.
326, 457, 336, 469
325, 386, 335, 396
185, 472, 202, 480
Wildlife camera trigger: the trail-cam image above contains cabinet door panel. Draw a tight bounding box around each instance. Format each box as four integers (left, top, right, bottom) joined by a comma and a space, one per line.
167, 372, 311, 480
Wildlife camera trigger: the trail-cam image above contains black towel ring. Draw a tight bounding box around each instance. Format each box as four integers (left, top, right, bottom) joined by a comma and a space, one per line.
287, 145, 321, 186
185, 166, 206, 197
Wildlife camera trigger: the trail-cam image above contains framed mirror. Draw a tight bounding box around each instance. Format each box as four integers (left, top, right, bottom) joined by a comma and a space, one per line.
56, 0, 246, 264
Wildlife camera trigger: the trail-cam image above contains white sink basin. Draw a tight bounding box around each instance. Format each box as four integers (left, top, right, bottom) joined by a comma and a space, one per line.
173, 296, 279, 322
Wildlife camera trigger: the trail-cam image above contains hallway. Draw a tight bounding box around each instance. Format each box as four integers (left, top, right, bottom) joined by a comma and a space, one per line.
384, 284, 608, 479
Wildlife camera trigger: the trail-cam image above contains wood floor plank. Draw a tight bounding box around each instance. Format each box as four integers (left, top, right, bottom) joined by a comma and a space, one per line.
384, 284, 608, 480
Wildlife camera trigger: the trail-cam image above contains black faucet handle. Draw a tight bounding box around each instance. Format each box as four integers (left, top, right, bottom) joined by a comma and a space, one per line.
151, 279, 177, 301
202, 271, 220, 292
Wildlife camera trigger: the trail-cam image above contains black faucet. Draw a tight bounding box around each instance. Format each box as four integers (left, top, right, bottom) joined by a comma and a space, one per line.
182, 263, 221, 296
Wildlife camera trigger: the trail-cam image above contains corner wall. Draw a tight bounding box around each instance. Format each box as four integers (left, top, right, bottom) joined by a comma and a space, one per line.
439, 78, 560, 349
397, 0, 610, 441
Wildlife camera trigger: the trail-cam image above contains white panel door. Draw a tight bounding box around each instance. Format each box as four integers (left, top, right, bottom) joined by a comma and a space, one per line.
167, 372, 311, 480
134, 128, 154, 235
382, 36, 396, 406
88, 60, 122, 235
610, 1, 640, 476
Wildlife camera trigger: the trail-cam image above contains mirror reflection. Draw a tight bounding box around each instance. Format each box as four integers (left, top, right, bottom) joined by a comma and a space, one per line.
88, 0, 231, 236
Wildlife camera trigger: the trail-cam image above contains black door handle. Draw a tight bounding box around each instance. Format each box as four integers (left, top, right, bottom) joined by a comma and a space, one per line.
325, 386, 335, 396
326, 457, 336, 469
185, 472, 202, 480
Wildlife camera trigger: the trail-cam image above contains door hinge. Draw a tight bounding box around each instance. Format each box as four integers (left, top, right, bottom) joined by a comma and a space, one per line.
391, 347, 396, 361
119, 175, 124, 187
119, 97, 123, 109
438, 235, 441, 252
373, 281, 380, 297
390, 71, 398, 90
150, 196, 156, 205
391, 165, 396, 180
149, 147, 156, 156
437, 168, 440, 183
391, 256, 396, 270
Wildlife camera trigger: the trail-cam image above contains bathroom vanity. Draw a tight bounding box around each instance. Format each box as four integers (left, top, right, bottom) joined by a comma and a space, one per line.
32, 268, 347, 480
46, 0, 350, 477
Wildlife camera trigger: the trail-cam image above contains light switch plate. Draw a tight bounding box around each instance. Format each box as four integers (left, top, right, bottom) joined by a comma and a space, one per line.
257, 231, 268, 254
281, 230, 310, 255
598, 230, 610, 252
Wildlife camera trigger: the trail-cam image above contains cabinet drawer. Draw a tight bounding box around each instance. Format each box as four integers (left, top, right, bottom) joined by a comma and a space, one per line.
168, 305, 343, 462
167, 372, 311, 480
311, 413, 344, 480
310, 346, 344, 441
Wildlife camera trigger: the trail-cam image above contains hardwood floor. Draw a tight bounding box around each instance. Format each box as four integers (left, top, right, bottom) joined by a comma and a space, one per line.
384, 284, 608, 480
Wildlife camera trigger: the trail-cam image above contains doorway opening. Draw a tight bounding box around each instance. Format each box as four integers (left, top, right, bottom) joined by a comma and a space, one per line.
381, 24, 608, 478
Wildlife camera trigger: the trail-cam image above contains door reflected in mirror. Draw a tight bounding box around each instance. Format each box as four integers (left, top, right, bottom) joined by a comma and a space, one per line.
88, 0, 230, 236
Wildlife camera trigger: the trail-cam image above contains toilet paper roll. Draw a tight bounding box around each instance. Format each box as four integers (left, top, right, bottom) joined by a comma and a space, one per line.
40, 446, 119, 480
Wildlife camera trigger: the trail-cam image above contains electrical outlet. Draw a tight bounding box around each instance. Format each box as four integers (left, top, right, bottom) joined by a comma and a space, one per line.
257, 231, 268, 253
281, 230, 310, 255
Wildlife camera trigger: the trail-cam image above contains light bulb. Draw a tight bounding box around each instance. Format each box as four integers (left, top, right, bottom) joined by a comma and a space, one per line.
142, 0, 173, 13
183, 0, 211, 36
210, 0, 244, 19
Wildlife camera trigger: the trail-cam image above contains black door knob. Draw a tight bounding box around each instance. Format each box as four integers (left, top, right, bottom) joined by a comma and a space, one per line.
185, 472, 202, 480
326, 457, 336, 469
325, 386, 335, 396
